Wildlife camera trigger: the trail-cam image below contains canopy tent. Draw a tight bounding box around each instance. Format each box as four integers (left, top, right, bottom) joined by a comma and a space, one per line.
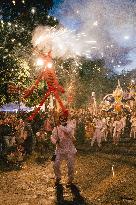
0, 102, 34, 112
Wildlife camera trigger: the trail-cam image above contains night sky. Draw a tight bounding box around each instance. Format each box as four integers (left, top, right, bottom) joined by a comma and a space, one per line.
50, 0, 136, 73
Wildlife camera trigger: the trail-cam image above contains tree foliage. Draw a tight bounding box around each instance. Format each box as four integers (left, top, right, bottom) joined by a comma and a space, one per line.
0, 0, 57, 105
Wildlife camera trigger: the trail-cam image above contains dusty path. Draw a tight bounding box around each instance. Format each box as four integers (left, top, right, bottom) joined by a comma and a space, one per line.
0, 139, 136, 205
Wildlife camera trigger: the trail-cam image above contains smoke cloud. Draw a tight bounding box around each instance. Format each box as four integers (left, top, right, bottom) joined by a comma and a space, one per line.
33, 0, 136, 72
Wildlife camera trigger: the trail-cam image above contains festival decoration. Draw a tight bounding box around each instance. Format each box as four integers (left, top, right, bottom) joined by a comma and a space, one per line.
23, 49, 68, 120
114, 103, 122, 112
112, 80, 123, 112
102, 80, 128, 113
113, 80, 123, 103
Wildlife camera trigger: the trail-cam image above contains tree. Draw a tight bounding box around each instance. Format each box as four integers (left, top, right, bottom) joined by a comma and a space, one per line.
74, 58, 114, 108
0, 0, 58, 105
54, 56, 117, 109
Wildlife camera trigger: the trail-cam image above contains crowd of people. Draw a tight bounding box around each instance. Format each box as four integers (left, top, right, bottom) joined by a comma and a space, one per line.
0, 107, 136, 169
0, 112, 35, 166
88, 112, 134, 147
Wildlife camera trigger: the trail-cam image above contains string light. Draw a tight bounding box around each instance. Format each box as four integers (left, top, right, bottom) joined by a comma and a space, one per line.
31, 7, 36, 14
1, 20, 4, 24
8, 22, 11, 26
11, 39, 15, 42
12, 0, 16, 5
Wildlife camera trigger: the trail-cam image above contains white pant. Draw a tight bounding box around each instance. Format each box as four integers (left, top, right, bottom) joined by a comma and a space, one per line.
53, 152, 75, 181
91, 129, 102, 147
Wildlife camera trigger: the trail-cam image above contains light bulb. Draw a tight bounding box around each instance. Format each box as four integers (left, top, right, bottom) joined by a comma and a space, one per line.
12, 0, 16, 5
31, 7, 36, 14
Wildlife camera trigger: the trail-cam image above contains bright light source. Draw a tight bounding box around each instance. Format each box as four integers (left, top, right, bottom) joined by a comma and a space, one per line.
47, 62, 53, 69
93, 21, 98, 26
85, 40, 97, 44
36, 58, 44, 66
131, 79, 135, 83
8, 22, 11, 26
124, 35, 130, 40
31, 7, 36, 14
12, 0, 16, 5
11, 39, 15, 42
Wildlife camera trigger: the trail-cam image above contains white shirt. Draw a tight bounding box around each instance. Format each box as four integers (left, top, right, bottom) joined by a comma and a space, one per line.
51, 121, 77, 155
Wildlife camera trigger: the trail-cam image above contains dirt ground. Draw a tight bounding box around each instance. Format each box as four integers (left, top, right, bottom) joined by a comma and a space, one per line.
0, 138, 136, 205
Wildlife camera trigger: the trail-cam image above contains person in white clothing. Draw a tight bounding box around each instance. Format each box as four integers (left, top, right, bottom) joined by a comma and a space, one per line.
130, 114, 136, 139
101, 117, 108, 141
109, 116, 115, 136
91, 117, 103, 147
113, 116, 123, 145
51, 113, 77, 185
120, 115, 126, 134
